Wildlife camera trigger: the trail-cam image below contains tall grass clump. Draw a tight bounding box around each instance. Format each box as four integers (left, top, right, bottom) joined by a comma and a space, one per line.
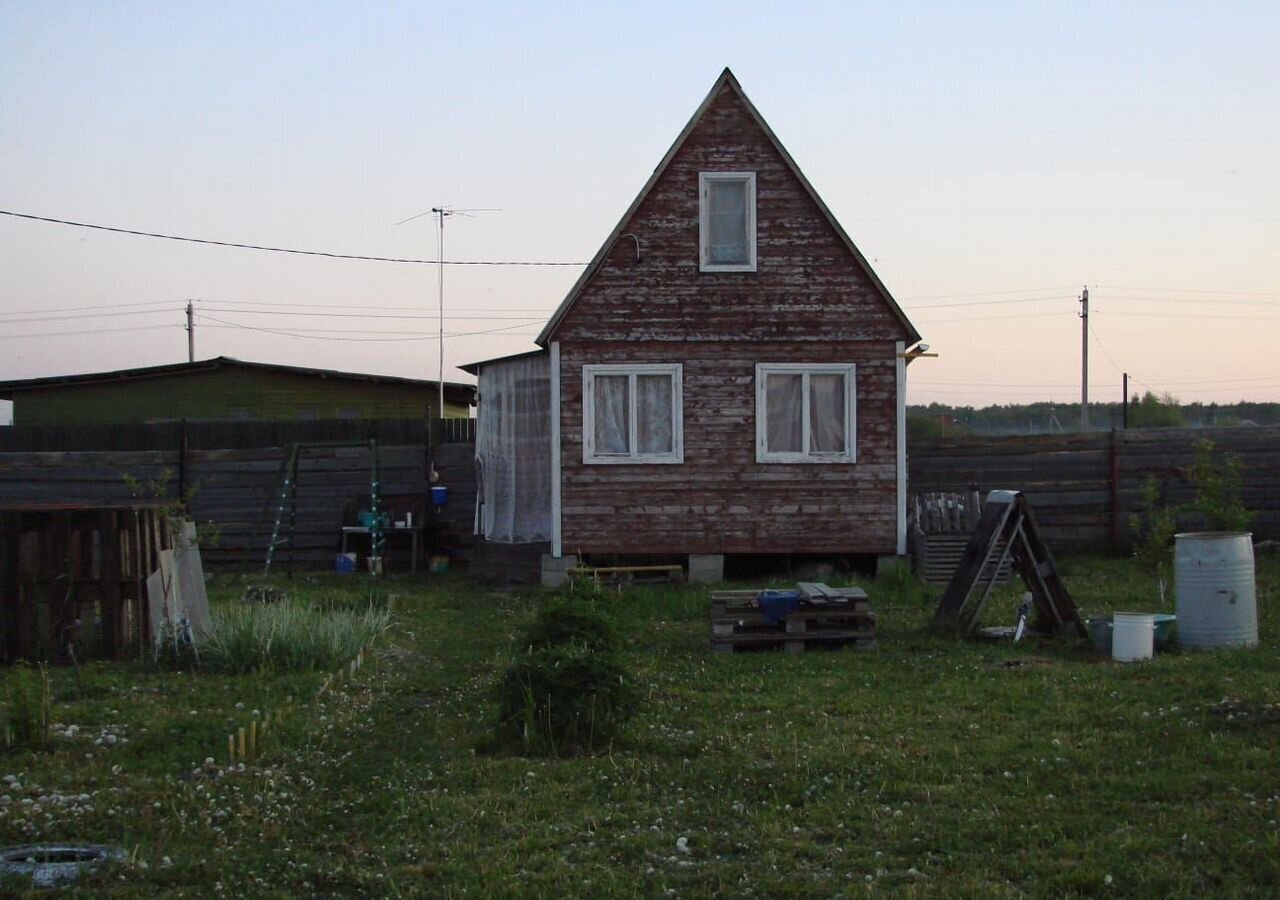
201, 600, 391, 674
489, 600, 638, 757
2, 662, 52, 751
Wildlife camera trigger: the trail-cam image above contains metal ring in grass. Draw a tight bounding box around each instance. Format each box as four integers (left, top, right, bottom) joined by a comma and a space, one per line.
0, 844, 127, 888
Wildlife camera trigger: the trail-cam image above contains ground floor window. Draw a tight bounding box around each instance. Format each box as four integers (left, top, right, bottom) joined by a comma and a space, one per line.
582, 364, 683, 463
756, 363, 856, 462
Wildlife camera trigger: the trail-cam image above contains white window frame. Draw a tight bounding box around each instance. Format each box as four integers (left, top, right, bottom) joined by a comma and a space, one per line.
582, 364, 684, 464
755, 363, 857, 463
699, 171, 757, 272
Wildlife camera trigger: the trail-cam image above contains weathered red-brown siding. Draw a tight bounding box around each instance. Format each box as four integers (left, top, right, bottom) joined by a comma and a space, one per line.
548, 78, 914, 556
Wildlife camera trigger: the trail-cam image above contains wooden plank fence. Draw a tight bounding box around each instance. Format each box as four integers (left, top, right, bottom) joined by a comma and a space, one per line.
2, 421, 1274, 569
0, 419, 478, 569
910, 425, 1280, 551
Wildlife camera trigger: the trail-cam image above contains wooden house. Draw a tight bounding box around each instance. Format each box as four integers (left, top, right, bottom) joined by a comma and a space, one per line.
465, 68, 924, 583
0, 357, 474, 425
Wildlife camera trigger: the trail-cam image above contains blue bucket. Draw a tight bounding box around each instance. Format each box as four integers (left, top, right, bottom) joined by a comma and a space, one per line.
758, 590, 801, 625
431, 485, 448, 506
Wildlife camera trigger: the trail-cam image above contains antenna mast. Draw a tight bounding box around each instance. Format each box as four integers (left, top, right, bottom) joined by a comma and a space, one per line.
397, 206, 499, 419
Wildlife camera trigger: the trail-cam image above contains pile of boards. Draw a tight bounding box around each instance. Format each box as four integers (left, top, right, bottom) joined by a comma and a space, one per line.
710, 582, 876, 653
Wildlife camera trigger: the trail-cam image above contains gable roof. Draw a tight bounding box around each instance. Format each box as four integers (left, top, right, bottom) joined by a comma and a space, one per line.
536, 67, 921, 346
0, 356, 475, 400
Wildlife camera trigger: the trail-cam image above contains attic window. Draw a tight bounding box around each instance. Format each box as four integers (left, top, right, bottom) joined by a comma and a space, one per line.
699, 172, 757, 272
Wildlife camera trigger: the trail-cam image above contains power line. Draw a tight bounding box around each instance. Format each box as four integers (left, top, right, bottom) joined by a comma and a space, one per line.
0, 209, 587, 267
905, 294, 1073, 310
1095, 284, 1280, 298
0, 298, 182, 317
0, 308, 183, 326
197, 313, 537, 343
199, 307, 545, 322
0, 324, 179, 340
910, 310, 1072, 324
1088, 320, 1125, 377
899, 285, 1078, 301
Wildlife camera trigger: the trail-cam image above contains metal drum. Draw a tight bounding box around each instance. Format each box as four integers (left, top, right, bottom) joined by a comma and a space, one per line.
1174, 532, 1258, 650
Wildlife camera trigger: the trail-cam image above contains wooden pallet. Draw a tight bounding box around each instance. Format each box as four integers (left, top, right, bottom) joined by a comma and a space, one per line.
916, 533, 1013, 585
710, 583, 876, 653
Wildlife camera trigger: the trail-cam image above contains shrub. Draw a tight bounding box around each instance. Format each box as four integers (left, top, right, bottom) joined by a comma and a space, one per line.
521, 601, 620, 652
491, 601, 637, 757
3, 663, 51, 752
201, 600, 391, 674
1189, 438, 1253, 532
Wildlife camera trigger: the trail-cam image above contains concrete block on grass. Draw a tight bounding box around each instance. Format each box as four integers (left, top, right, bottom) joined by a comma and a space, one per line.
688, 554, 724, 585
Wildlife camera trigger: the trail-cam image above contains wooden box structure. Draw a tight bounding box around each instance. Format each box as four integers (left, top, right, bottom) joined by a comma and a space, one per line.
913, 491, 1012, 585
0, 503, 172, 661
710, 583, 876, 652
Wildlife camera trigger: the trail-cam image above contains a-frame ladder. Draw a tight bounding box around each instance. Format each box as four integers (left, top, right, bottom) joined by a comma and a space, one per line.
934, 490, 1087, 639
262, 439, 383, 578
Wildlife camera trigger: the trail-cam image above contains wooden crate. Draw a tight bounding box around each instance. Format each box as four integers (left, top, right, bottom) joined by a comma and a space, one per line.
915, 533, 1012, 586
710, 585, 876, 652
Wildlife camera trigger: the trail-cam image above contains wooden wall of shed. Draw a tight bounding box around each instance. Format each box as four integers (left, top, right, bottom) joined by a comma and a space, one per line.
7, 367, 469, 426
557, 341, 901, 556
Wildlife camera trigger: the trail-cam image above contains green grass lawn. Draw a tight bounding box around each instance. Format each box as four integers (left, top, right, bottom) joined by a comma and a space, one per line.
2, 553, 1279, 898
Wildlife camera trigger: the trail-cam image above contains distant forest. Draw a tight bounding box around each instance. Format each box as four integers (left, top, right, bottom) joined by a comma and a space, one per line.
909, 394, 1280, 438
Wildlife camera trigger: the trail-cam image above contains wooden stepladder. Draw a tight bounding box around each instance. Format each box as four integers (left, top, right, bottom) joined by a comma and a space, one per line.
934, 490, 1087, 639
262, 438, 383, 578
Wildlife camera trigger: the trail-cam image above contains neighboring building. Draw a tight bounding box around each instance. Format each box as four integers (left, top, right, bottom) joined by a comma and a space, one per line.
465, 68, 925, 582
0, 357, 474, 425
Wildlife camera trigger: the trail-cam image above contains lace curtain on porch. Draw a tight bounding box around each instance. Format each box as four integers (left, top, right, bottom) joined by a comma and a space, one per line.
475, 354, 552, 542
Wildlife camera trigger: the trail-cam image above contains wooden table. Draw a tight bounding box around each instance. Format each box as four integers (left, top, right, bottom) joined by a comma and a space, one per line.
340, 525, 423, 572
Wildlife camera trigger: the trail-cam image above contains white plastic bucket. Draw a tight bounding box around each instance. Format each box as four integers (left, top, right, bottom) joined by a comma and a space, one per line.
1112, 613, 1155, 662
1175, 532, 1257, 650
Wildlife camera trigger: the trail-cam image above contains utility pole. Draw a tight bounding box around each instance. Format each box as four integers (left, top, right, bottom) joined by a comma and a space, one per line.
1122, 372, 1129, 429
1079, 286, 1089, 432
186, 300, 195, 363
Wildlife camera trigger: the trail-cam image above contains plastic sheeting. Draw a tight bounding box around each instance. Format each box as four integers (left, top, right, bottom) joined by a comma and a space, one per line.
474, 353, 552, 543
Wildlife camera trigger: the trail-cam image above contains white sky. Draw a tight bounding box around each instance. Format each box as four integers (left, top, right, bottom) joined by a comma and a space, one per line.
2, 1, 1277, 427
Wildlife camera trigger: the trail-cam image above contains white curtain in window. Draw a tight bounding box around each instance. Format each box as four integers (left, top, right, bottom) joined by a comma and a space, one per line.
707, 180, 748, 265
475, 354, 552, 543
636, 374, 673, 454
809, 374, 846, 453
766, 373, 803, 453
593, 374, 630, 454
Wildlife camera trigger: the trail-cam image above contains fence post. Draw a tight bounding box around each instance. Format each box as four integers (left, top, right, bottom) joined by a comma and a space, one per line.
1109, 429, 1120, 549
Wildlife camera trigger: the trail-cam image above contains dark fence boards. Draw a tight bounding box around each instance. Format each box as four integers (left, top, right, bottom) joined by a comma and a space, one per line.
2, 421, 1275, 569
0, 419, 476, 570
910, 425, 1280, 551
0, 418, 431, 452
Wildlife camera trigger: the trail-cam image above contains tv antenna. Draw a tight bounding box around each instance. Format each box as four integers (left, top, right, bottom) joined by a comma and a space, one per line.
396, 205, 500, 418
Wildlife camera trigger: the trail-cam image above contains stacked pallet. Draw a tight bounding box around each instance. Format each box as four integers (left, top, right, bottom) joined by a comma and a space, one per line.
710, 582, 876, 653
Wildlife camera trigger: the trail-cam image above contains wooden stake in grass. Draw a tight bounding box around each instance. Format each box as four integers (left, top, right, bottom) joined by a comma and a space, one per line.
228, 734, 236, 764
249, 720, 257, 759
238, 727, 246, 760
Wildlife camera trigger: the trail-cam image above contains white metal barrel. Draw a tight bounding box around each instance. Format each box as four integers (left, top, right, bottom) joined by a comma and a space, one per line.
1174, 532, 1257, 650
